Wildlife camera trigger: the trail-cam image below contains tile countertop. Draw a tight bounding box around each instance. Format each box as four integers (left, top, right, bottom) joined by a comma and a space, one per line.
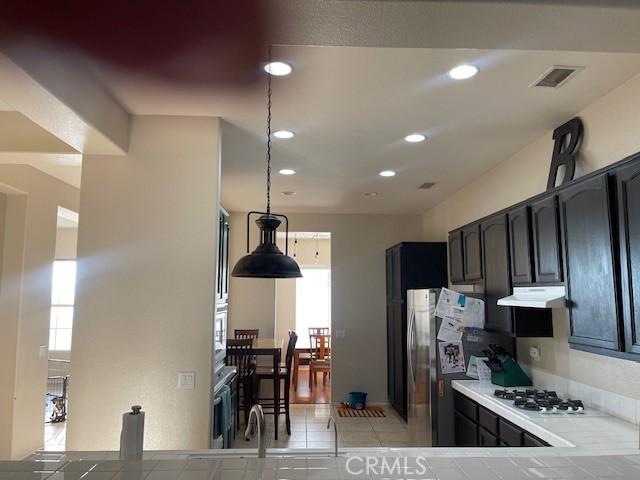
452, 380, 640, 450
6, 449, 640, 480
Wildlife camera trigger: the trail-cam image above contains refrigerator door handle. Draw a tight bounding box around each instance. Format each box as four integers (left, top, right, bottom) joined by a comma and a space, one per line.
408, 309, 417, 389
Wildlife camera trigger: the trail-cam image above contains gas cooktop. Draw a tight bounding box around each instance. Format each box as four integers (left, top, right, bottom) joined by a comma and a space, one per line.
492, 388, 592, 416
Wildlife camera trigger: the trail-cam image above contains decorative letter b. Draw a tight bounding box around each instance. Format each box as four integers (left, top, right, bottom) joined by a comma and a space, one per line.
547, 117, 583, 190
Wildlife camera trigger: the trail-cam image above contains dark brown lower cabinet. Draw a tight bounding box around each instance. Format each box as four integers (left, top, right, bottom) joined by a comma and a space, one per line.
453, 392, 549, 447
454, 411, 478, 447
523, 432, 548, 447
498, 417, 523, 447
479, 427, 500, 447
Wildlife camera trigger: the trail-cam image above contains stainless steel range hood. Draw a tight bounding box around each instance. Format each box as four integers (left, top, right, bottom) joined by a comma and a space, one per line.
497, 286, 566, 308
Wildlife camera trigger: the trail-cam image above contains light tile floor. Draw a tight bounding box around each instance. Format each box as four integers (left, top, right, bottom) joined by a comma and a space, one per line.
235, 404, 410, 449
44, 423, 66, 451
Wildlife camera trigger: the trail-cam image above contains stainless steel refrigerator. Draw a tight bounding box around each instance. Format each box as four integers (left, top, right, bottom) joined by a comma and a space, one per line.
406, 288, 515, 447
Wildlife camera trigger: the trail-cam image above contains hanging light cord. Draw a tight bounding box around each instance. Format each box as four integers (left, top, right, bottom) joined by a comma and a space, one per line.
265, 45, 273, 214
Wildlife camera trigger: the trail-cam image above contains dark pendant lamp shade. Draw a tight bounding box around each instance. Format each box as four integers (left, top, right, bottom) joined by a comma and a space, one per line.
231, 45, 301, 279
231, 211, 302, 279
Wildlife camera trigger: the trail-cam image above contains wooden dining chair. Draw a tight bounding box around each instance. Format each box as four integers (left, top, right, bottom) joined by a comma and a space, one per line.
292, 327, 329, 389
234, 329, 259, 340
309, 333, 331, 392
225, 338, 254, 430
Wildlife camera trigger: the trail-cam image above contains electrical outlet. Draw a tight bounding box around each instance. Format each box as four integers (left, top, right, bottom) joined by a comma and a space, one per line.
529, 345, 542, 362
177, 371, 196, 389
335, 330, 346, 338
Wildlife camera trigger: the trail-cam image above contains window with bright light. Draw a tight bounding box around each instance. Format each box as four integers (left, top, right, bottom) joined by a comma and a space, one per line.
49, 260, 76, 351
295, 268, 331, 347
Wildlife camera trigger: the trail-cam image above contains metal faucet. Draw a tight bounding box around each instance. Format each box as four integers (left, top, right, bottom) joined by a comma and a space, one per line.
326, 416, 338, 457
245, 405, 266, 458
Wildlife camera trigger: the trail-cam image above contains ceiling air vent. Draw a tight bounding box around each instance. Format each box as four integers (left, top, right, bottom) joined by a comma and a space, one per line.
418, 182, 436, 190
531, 65, 584, 88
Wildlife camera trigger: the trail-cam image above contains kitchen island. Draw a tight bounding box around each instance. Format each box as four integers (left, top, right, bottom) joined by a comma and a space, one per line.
7, 447, 640, 480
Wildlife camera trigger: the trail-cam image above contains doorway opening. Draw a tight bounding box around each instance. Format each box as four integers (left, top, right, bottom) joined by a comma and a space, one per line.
276, 232, 331, 404
44, 207, 78, 451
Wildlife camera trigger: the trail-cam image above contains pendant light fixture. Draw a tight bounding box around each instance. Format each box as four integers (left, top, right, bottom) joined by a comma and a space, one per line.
231, 47, 302, 279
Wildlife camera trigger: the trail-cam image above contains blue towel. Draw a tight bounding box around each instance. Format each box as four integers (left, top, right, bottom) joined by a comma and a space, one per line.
219, 384, 232, 447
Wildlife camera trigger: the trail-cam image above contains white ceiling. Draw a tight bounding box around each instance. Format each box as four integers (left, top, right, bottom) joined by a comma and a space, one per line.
71, 46, 640, 214
4, 42, 640, 210
0, 104, 81, 187
0, 111, 77, 153
218, 47, 640, 214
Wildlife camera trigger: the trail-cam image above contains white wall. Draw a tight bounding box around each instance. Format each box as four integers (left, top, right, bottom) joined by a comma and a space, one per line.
0, 193, 5, 277
422, 73, 640, 400
0, 165, 79, 459
274, 238, 331, 346
228, 213, 422, 403
67, 116, 221, 451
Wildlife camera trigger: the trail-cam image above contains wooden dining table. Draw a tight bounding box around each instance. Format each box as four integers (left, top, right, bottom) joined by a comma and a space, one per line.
250, 337, 283, 439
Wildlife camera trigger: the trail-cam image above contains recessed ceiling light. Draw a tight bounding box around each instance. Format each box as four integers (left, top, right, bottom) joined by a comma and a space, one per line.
448, 64, 478, 80
379, 170, 396, 177
364, 192, 379, 197
273, 130, 294, 139
264, 62, 292, 76
404, 133, 426, 143
282, 191, 296, 196
278, 169, 296, 175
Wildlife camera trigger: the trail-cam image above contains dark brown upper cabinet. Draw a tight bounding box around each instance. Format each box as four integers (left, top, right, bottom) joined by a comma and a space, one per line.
462, 224, 482, 282
531, 196, 563, 284
216, 208, 230, 302
448, 230, 465, 284
559, 174, 621, 352
508, 206, 534, 285
481, 215, 513, 335
616, 162, 640, 356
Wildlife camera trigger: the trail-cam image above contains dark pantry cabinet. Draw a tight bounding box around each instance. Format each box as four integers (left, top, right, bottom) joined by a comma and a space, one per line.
616, 162, 640, 355
559, 174, 621, 352
385, 242, 447, 419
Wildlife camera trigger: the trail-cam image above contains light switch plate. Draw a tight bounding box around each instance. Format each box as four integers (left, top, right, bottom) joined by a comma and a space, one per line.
335, 330, 346, 338
39, 345, 47, 357
177, 371, 196, 389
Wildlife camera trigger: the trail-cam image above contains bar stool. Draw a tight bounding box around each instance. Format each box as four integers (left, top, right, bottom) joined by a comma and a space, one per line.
254, 331, 298, 436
